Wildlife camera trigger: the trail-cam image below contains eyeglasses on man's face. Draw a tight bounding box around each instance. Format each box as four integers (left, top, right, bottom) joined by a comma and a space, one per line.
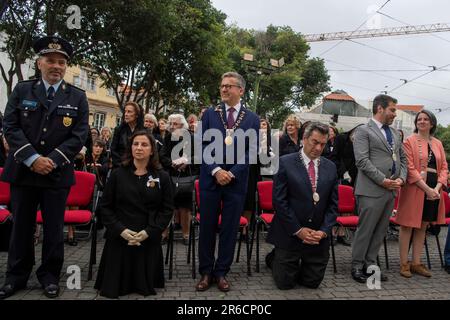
219, 84, 241, 90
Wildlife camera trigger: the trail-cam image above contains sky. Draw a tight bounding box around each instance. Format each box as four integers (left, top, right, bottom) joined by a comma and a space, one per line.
211, 0, 450, 125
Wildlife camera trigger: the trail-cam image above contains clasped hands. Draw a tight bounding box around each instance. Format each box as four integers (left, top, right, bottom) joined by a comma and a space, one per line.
297, 228, 326, 245
214, 169, 234, 186
31, 156, 55, 175
172, 157, 188, 171
120, 229, 149, 246
382, 178, 404, 191
425, 187, 440, 201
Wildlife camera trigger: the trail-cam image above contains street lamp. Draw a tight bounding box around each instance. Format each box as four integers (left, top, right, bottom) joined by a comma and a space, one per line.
242, 53, 284, 114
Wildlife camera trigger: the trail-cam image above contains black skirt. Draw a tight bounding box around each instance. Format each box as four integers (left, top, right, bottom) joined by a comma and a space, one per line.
422, 171, 439, 222
94, 237, 165, 298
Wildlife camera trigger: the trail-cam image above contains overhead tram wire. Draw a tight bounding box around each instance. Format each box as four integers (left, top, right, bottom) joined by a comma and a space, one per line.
387, 62, 450, 93
317, 0, 391, 57
345, 38, 430, 67
324, 54, 450, 91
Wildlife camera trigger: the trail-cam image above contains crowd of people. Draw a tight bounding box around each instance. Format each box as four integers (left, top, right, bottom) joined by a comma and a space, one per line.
0, 35, 450, 300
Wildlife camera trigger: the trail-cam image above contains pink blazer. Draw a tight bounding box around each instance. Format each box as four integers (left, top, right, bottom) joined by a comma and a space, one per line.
395, 134, 448, 228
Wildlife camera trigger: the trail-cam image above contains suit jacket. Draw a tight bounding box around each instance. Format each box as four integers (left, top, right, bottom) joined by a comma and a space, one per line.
1, 79, 89, 188
267, 152, 338, 250
353, 119, 407, 197
199, 102, 260, 194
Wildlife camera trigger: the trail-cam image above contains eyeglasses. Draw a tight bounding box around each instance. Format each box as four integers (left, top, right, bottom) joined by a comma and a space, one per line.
219, 84, 241, 90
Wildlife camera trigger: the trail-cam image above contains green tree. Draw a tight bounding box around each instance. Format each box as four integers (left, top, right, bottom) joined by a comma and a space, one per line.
0, 0, 45, 95
226, 25, 330, 128
435, 124, 450, 161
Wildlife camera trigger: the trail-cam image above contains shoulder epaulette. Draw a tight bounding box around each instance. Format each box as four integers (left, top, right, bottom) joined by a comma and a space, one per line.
66, 82, 86, 92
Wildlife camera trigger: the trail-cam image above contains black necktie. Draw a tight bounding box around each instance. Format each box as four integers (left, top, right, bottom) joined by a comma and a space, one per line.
382, 124, 396, 175
46, 86, 55, 108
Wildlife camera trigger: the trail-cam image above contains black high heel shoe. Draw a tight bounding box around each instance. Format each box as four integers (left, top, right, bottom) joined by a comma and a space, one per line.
67, 237, 78, 246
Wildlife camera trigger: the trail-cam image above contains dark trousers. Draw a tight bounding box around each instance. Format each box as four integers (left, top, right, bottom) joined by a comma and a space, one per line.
198, 189, 246, 277
270, 242, 330, 290
5, 185, 69, 288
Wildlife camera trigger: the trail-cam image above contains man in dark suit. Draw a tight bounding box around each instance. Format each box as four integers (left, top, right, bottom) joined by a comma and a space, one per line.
195, 72, 260, 292
266, 122, 338, 290
0, 35, 89, 299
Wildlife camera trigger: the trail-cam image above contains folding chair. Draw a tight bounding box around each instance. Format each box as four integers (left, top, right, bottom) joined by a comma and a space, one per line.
164, 214, 175, 280
391, 193, 447, 270
251, 180, 274, 273
0, 167, 11, 223
36, 171, 97, 280
188, 180, 251, 278
0, 168, 12, 252
330, 185, 357, 273
426, 191, 450, 268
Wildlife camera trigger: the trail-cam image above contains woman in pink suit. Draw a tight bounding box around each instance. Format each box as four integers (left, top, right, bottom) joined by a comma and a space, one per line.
396, 110, 448, 278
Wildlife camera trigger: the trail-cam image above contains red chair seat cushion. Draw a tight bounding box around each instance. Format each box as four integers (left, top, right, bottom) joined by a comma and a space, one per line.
37, 210, 92, 224
260, 213, 274, 225
0, 209, 10, 223
445, 217, 450, 225
336, 216, 359, 227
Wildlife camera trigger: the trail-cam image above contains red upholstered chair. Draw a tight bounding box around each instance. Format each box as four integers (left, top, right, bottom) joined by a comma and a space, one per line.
188, 179, 251, 279
330, 185, 357, 273
36, 171, 97, 280
0, 167, 11, 224
252, 180, 274, 273
0, 168, 12, 252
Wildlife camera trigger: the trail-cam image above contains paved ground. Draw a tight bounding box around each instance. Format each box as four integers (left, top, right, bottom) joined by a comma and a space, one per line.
1, 226, 449, 300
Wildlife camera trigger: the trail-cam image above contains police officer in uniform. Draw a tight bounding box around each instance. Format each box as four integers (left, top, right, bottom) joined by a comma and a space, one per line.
0, 36, 89, 299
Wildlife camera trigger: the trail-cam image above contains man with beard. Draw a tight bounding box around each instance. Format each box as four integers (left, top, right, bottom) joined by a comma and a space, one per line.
351, 94, 407, 283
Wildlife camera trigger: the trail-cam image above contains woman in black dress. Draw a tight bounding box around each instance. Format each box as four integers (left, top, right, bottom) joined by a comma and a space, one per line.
95, 131, 174, 298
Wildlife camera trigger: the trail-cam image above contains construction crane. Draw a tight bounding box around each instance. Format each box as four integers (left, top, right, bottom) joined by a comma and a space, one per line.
303, 23, 450, 42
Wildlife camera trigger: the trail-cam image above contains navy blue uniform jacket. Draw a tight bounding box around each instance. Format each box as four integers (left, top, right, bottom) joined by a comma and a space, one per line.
1, 79, 89, 188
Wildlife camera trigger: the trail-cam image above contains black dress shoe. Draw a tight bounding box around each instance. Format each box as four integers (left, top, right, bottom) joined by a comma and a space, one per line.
336, 236, 352, 247
0, 284, 17, 300
43, 284, 60, 298
67, 237, 78, 246
351, 268, 368, 283
444, 265, 450, 274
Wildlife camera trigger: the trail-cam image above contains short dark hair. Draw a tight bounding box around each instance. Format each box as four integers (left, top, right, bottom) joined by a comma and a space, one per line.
303, 122, 329, 139
122, 130, 162, 170
92, 138, 106, 148
414, 109, 437, 136
372, 94, 398, 115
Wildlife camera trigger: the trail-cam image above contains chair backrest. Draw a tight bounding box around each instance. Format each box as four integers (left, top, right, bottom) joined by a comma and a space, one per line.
194, 179, 200, 206
257, 181, 273, 212
444, 191, 450, 217
0, 168, 10, 205
66, 171, 96, 207
338, 184, 355, 214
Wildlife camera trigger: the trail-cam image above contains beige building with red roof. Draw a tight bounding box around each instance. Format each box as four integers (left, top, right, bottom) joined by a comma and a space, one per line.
298, 90, 422, 136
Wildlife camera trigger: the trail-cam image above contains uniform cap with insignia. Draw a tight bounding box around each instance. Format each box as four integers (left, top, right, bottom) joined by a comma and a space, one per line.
32, 35, 73, 59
